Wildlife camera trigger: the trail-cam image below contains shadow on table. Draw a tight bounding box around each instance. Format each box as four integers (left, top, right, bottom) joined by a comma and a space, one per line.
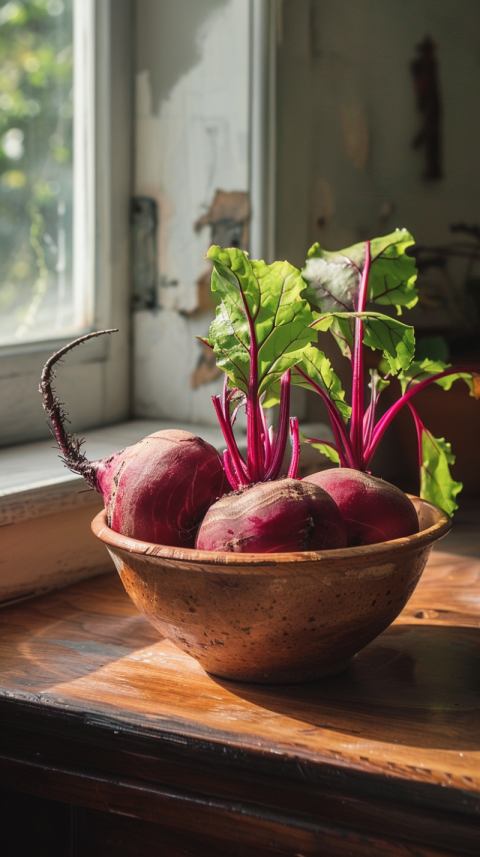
213, 623, 480, 751
0, 574, 162, 691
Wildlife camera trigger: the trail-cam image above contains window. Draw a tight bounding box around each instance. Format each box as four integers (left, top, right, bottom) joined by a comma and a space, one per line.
0, 0, 281, 603
0, 0, 77, 344
0, 0, 132, 446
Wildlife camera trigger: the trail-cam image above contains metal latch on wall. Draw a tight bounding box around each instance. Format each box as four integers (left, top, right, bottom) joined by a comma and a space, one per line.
131, 196, 158, 310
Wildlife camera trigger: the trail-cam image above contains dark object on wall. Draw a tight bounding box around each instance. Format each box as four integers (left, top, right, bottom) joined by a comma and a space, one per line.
410, 36, 442, 180
411, 223, 480, 351
132, 196, 158, 309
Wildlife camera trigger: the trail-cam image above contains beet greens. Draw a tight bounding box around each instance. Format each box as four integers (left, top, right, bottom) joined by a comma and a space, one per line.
205, 231, 479, 515
202, 247, 316, 489
298, 229, 480, 515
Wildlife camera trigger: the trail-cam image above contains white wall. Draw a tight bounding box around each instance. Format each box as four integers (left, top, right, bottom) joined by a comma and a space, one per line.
132, 0, 480, 438
133, 0, 250, 424
277, 0, 480, 266
275, 0, 480, 478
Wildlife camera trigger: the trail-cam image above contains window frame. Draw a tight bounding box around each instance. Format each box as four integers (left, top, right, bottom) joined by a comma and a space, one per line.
0, 0, 291, 605
249, 0, 278, 265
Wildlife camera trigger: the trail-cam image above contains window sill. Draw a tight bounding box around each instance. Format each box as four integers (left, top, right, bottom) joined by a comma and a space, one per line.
0, 419, 233, 527
0, 419, 238, 605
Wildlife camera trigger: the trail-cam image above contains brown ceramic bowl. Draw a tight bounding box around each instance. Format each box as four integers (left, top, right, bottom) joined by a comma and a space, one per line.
91, 497, 450, 684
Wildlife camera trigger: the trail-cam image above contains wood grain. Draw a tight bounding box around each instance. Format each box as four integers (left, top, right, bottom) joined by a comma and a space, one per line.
0, 549, 479, 854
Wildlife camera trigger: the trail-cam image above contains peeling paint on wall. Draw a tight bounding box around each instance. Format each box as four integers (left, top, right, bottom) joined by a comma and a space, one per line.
190, 187, 250, 328
134, 0, 251, 422
135, 0, 249, 314
194, 189, 250, 250
191, 339, 222, 389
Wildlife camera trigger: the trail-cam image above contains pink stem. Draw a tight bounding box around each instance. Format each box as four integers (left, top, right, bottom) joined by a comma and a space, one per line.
268, 425, 275, 467
407, 403, 425, 470
350, 240, 371, 466
287, 417, 300, 478
330, 419, 354, 468
240, 291, 262, 483
260, 404, 273, 470
266, 371, 291, 480
363, 372, 384, 451
295, 367, 358, 468
221, 373, 229, 414
364, 365, 479, 465
363, 402, 373, 438
212, 396, 249, 484
222, 384, 249, 480
223, 450, 239, 490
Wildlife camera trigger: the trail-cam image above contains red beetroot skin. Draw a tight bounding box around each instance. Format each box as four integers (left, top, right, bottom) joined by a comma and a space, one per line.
195, 478, 346, 553
40, 335, 226, 547
95, 430, 227, 547
303, 468, 419, 547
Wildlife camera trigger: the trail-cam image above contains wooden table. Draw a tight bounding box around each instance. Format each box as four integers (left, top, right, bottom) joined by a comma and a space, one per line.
0, 550, 479, 856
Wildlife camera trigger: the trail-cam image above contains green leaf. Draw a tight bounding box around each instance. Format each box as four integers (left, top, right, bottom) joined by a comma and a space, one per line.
310, 311, 354, 360
298, 430, 340, 464
368, 231, 418, 310
329, 315, 355, 359
291, 344, 351, 423
419, 429, 462, 516
312, 311, 415, 371
209, 246, 260, 317
261, 382, 281, 409
368, 369, 390, 394
303, 249, 359, 313
206, 246, 317, 396
310, 442, 341, 464
398, 358, 476, 396
357, 312, 415, 372
303, 229, 418, 315
206, 300, 251, 392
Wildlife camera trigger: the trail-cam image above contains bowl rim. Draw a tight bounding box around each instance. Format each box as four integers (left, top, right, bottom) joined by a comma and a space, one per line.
91, 496, 451, 567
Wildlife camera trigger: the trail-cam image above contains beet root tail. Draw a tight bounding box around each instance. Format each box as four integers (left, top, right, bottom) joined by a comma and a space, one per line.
39, 329, 118, 489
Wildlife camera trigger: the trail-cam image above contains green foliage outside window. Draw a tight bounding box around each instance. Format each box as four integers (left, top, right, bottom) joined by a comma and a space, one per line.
0, 0, 73, 342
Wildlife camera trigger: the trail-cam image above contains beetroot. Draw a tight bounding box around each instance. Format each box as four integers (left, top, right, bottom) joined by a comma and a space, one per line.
98, 429, 226, 545
40, 331, 226, 546
195, 478, 346, 553
304, 468, 419, 547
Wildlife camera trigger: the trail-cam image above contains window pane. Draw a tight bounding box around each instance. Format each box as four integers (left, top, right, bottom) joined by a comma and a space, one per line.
0, 0, 75, 344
